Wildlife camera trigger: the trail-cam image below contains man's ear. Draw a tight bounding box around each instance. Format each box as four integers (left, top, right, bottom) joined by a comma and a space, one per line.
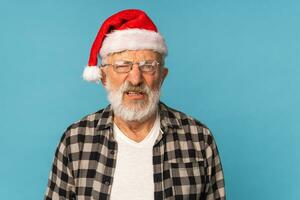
100, 67, 107, 86
160, 67, 169, 85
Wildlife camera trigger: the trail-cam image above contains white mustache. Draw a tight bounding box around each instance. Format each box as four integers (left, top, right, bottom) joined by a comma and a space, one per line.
120, 82, 151, 95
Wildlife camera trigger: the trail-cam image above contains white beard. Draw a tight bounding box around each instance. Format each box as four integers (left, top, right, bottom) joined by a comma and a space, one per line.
105, 80, 161, 122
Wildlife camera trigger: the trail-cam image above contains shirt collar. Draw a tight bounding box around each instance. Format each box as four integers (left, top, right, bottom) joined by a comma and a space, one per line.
158, 101, 181, 132
96, 104, 114, 131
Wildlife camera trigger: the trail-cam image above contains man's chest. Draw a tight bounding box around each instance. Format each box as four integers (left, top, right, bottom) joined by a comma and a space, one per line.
71, 132, 209, 200
109, 143, 154, 200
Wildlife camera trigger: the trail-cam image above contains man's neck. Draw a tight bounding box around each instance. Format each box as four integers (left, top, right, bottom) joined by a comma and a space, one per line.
113, 112, 157, 142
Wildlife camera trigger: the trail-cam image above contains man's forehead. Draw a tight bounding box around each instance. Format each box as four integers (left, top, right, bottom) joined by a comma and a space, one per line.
106, 50, 162, 61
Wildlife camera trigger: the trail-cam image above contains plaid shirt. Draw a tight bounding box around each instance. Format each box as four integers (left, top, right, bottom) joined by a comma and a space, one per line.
45, 102, 225, 200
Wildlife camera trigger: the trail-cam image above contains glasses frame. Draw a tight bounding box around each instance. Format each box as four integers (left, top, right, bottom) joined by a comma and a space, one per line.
101, 60, 161, 74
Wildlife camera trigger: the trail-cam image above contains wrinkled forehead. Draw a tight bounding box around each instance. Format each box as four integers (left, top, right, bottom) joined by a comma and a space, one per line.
102, 50, 163, 64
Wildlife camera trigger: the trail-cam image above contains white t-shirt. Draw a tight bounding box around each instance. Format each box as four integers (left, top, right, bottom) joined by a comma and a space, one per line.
110, 115, 161, 200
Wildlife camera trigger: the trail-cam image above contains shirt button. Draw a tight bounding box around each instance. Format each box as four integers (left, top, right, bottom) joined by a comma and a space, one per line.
105, 181, 110, 186
110, 150, 115, 155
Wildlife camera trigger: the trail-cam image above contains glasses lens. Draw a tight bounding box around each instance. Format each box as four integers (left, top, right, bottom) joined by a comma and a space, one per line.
140, 61, 159, 73
140, 64, 155, 72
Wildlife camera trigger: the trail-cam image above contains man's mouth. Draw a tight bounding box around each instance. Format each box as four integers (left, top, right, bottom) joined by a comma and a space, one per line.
126, 91, 144, 95
124, 90, 146, 99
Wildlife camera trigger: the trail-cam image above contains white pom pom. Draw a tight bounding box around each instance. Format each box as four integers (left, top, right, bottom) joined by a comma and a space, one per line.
82, 66, 101, 83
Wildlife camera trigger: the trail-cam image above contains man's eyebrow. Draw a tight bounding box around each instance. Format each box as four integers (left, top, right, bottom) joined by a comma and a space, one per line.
114, 60, 132, 63
114, 59, 131, 61
114, 59, 156, 63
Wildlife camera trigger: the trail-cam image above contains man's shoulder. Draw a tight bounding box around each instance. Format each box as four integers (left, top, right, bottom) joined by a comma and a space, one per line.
160, 102, 209, 130
59, 105, 111, 143
67, 108, 106, 131
160, 102, 217, 152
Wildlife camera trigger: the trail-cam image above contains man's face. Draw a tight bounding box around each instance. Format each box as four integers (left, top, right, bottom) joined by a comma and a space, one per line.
101, 50, 168, 121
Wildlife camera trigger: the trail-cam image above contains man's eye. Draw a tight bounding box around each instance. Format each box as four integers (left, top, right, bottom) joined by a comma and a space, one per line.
114, 64, 131, 72
141, 64, 154, 71
115, 64, 130, 68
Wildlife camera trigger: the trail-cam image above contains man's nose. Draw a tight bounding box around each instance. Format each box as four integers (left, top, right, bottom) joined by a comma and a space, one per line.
127, 64, 143, 85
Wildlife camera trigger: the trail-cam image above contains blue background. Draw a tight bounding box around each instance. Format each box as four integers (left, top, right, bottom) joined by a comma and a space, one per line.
1, 0, 299, 199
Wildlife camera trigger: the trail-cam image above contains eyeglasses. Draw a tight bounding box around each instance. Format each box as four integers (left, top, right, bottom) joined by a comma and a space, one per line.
102, 60, 160, 74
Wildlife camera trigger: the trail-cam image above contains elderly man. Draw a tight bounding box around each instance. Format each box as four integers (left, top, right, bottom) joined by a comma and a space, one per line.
45, 9, 226, 200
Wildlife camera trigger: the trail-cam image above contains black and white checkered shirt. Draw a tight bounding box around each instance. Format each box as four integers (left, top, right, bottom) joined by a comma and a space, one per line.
45, 102, 225, 200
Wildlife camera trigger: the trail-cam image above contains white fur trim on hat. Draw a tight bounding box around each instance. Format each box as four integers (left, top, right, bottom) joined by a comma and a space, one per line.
82, 66, 101, 83
99, 28, 168, 58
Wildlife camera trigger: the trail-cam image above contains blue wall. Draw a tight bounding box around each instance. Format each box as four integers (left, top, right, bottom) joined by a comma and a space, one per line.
1, 0, 299, 199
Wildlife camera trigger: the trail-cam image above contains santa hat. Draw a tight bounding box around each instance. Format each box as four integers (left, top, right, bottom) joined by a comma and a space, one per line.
83, 9, 168, 83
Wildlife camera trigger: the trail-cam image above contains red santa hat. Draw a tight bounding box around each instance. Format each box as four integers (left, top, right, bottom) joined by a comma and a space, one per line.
83, 9, 168, 82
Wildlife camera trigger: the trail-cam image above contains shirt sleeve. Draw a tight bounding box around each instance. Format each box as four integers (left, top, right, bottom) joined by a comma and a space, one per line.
44, 133, 76, 200
205, 130, 226, 200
